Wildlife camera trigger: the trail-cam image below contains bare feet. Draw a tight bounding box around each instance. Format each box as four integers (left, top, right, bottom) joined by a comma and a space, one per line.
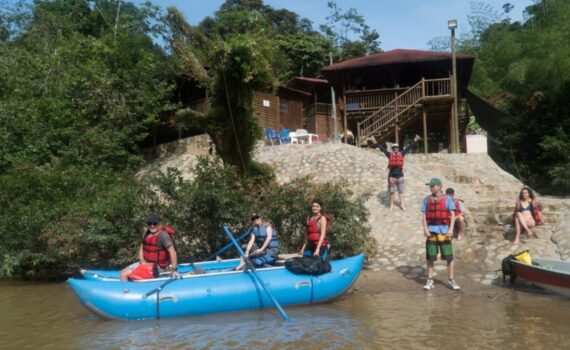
400, 205, 406, 211
389, 204, 394, 210
457, 235, 463, 240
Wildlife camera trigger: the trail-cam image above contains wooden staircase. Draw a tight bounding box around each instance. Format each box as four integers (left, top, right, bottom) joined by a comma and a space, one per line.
356, 78, 452, 144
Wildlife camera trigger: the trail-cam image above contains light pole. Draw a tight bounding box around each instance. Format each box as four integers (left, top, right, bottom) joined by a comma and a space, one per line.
448, 19, 460, 153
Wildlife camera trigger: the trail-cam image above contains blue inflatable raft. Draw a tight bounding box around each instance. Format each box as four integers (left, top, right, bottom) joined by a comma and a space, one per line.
67, 254, 364, 320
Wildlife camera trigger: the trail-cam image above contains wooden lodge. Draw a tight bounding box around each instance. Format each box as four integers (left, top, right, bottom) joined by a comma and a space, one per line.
179, 49, 475, 152
321, 49, 475, 153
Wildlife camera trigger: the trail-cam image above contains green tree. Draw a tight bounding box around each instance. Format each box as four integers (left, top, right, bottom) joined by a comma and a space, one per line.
166, 7, 275, 175
320, 0, 381, 60
0, 0, 175, 171
457, 0, 570, 194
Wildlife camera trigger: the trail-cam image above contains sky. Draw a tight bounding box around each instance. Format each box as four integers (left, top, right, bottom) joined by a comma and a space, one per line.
133, 0, 536, 50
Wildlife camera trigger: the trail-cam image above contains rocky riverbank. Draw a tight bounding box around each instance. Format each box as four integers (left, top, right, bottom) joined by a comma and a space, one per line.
140, 136, 570, 288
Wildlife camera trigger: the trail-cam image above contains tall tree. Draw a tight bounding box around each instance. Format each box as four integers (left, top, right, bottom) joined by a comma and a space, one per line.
166, 7, 275, 175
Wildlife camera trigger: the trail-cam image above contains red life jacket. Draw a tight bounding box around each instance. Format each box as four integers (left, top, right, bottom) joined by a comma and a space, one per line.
305, 214, 329, 247
425, 194, 451, 225
388, 152, 404, 170
142, 226, 175, 268
128, 262, 159, 280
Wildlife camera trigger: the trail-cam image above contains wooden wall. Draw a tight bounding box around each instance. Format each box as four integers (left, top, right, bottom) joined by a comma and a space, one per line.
253, 92, 280, 130
278, 90, 305, 131
306, 113, 343, 139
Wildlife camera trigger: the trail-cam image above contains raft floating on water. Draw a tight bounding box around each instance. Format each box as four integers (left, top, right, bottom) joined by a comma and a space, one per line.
67, 254, 364, 320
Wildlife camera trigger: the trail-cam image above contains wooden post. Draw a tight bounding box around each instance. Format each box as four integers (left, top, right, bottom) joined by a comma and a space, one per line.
342, 85, 348, 142
449, 112, 454, 152
313, 89, 317, 132
422, 104, 428, 154
395, 125, 400, 145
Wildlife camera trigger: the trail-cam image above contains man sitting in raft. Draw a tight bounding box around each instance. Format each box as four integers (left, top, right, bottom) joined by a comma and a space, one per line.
375, 134, 421, 210
235, 213, 279, 270
119, 214, 179, 281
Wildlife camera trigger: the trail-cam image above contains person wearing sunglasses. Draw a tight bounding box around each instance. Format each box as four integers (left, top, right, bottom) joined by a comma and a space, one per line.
119, 214, 180, 281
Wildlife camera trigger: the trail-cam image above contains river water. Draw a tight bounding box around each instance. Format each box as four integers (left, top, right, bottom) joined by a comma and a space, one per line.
1, 275, 569, 350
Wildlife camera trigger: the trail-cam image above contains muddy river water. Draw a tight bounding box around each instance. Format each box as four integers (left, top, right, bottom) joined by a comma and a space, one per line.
1, 272, 569, 350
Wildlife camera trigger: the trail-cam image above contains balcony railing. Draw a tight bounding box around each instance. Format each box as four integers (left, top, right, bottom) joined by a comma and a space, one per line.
345, 88, 407, 110
304, 103, 340, 119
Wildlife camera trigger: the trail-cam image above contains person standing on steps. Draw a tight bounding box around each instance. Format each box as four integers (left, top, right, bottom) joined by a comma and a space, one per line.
421, 178, 460, 291
375, 134, 421, 210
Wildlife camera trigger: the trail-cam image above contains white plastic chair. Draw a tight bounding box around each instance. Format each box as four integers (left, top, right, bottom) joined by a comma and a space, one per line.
289, 132, 299, 144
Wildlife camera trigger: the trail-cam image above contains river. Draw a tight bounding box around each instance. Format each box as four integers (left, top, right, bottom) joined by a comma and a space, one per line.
1, 272, 569, 350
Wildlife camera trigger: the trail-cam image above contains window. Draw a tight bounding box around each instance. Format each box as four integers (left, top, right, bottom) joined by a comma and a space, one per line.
280, 98, 289, 113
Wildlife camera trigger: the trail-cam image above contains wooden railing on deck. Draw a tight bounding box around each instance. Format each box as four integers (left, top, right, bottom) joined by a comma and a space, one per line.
345, 88, 407, 110
304, 103, 339, 119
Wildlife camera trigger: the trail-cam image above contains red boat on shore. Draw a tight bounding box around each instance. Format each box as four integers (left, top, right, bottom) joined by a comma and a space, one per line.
509, 258, 570, 297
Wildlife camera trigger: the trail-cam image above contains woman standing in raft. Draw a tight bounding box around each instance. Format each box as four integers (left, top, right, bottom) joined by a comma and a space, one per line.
513, 186, 543, 244
300, 199, 331, 261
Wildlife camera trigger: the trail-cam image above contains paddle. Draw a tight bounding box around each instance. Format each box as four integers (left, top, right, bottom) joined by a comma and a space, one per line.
204, 229, 252, 262
222, 226, 289, 321
142, 275, 181, 320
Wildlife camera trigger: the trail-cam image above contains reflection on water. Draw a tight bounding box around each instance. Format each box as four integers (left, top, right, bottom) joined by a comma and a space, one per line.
1, 281, 569, 349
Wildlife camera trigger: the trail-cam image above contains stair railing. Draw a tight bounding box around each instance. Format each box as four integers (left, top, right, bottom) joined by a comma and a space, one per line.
356, 78, 451, 145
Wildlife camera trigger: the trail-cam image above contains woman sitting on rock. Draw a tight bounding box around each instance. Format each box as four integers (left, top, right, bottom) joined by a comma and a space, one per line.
513, 186, 543, 244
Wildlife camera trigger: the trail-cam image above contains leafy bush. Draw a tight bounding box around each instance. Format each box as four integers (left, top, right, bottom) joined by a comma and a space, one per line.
0, 162, 157, 280
0, 157, 375, 280
145, 157, 376, 262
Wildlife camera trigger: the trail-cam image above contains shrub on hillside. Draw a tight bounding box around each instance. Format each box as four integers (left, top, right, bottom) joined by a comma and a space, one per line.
0, 157, 375, 280
0, 163, 157, 280
146, 157, 376, 261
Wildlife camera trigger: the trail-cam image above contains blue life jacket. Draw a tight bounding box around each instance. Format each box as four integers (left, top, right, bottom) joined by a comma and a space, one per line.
252, 223, 279, 250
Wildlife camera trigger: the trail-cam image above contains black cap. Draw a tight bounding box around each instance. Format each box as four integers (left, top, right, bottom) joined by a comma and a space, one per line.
445, 188, 455, 195
250, 213, 260, 221
147, 214, 161, 224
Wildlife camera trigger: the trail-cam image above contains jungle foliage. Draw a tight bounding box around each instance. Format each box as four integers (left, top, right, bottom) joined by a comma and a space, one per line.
0, 0, 378, 279
447, 0, 570, 194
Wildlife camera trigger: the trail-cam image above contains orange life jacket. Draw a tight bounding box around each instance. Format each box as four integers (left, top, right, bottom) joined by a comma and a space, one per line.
305, 214, 329, 247
142, 226, 175, 268
128, 262, 159, 280
388, 152, 404, 170
425, 195, 451, 226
